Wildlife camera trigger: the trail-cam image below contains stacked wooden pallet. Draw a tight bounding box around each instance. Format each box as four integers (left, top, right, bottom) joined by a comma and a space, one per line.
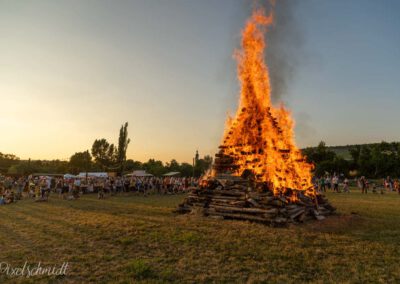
175, 177, 335, 226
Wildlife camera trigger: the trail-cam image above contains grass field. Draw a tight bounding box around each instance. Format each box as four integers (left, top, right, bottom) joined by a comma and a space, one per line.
0, 189, 399, 283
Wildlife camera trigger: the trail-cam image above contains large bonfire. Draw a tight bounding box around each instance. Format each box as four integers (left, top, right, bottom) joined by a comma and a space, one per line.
176, 7, 335, 225
219, 8, 313, 197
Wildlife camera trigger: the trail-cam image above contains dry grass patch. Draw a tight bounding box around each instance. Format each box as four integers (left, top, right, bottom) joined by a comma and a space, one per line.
0, 190, 398, 283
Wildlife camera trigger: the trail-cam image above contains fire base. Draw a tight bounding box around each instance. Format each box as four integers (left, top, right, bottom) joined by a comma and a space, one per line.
176, 175, 335, 226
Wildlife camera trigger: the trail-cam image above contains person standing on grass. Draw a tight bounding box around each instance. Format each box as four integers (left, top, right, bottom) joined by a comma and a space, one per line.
98, 179, 105, 199
360, 176, 367, 194
74, 178, 81, 194
129, 177, 135, 192
332, 175, 339, 192
39, 178, 46, 199
365, 178, 370, 194
343, 178, 350, 193
136, 178, 142, 194
325, 175, 330, 191
56, 178, 62, 196
16, 178, 24, 200
319, 177, 325, 192
35, 179, 41, 200
28, 179, 35, 198
124, 177, 130, 192
115, 177, 122, 193
385, 176, 393, 192
104, 179, 111, 196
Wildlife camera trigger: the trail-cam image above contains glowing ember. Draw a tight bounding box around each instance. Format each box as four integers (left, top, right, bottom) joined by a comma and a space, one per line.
215, 8, 314, 196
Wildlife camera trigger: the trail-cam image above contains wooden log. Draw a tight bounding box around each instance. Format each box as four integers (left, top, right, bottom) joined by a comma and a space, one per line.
277, 196, 288, 203
180, 178, 335, 225
316, 208, 332, 215
273, 217, 288, 224
269, 200, 283, 206
286, 204, 301, 210
200, 195, 243, 201
248, 192, 273, 198
289, 208, 306, 219
210, 190, 246, 197
297, 212, 306, 222
257, 197, 275, 204
208, 200, 245, 206
246, 198, 260, 207
263, 208, 279, 214
205, 211, 274, 222
191, 202, 207, 207
209, 205, 275, 215
287, 207, 304, 215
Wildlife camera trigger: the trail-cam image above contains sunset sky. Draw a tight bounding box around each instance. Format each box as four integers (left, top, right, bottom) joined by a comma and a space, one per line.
1, 0, 399, 163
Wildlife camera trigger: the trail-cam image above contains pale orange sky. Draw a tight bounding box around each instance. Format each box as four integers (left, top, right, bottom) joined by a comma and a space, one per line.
1, 1, 400, 163
0, 1, 237, 163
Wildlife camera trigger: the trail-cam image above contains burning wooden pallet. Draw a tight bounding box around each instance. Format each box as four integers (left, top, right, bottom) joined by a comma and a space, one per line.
175, 175, 335, 226
175, 8, 336, 225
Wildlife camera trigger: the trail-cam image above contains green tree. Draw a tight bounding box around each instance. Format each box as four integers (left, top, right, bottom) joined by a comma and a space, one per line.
0, 152, 20, 174
179, 162, 194, 177
69, 150, 92, 174
358, 146, 373, 177
370, 142, 399, 177
91, 139, 116, 170
116, 122, 131, 175
303, 141, 351, 177
142, 159, 166, 176
166, 159, 180, 172
5, 159, 69, 175
194, 155, 213, 177
125, 159, 143, 172
303, 141, 336, 164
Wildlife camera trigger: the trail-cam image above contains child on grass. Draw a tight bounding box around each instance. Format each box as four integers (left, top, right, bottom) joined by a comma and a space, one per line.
343, 178, 350, 193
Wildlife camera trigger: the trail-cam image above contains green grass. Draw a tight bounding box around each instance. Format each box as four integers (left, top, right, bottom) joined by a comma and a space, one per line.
0, 189, 399, 283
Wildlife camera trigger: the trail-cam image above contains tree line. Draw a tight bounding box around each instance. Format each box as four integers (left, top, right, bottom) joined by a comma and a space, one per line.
303, 141, 400, 178
3, 130, 399, 178
0, 122, 213, 177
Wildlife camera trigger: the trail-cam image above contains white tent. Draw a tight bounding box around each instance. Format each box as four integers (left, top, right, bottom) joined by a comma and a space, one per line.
128, 170, 153, 177
63, 174, 76, 179
77, 172, 108, 178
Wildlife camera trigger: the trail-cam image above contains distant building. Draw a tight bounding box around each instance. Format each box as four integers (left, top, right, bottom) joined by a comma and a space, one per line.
195, 150, 199, 165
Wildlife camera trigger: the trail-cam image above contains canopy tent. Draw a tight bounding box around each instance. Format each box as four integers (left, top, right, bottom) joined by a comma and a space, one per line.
127, 170, 153, 177
63, 174, 76, 179
77, 172, 108, 178
32, 173, 64, 178
163, 171, 181, 177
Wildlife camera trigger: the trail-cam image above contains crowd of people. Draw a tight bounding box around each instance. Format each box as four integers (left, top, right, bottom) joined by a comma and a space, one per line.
357, 176, 400, 194
0, 175, 199, 205
1, 172, 399, 206
314, 174, 349, 193
314, 174, 400, 194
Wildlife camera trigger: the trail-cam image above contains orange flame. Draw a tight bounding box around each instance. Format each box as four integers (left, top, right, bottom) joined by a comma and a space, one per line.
219, 8, 314, 196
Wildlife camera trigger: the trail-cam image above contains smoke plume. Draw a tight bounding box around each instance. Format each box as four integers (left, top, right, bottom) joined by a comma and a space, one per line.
263, 0, 305, 103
